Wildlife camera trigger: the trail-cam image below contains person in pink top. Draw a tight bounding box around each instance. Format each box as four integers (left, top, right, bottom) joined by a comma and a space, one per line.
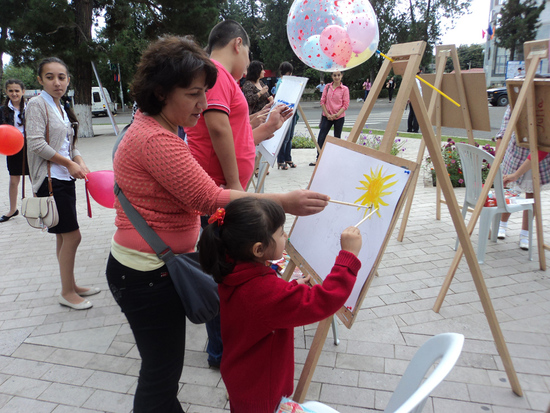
310, 71, 350, 166
186, 20, 291, 191
105, 35, 329, 413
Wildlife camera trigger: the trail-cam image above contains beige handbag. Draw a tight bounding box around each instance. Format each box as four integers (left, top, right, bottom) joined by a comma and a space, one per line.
21, 104, 59, 230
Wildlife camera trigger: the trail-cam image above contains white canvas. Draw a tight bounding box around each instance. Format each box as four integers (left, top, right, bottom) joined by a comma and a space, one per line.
289, 141, 412, 311
258, 76, 308, 166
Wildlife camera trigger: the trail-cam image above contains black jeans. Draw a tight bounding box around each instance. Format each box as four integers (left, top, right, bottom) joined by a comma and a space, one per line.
407, 104, 419, 133
277, 112, 298, 164
106, 254, 186, 413
317, 115, 345, 158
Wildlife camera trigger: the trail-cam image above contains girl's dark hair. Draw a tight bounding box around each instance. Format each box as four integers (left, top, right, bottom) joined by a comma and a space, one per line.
206, 20, 250, 55
198, 198, 286, 283
37, 57, 79, 143
245, 61, 264, 82
278, 61, 293, 77
131, 35, 217, 115
2, 79, 26, 126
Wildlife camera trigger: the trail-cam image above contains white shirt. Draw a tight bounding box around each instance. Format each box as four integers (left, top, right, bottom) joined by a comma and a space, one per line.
8, 101, 25, 134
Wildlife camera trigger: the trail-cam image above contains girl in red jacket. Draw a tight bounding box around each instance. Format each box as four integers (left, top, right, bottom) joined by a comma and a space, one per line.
198, 197, 362, 413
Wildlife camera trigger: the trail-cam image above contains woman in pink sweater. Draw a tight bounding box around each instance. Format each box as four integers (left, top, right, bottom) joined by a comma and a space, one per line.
198, 198, 361, 412
106, 36, 329, 413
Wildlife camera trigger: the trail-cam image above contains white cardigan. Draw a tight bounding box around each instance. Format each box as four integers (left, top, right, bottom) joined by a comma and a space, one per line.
26, 95, 81, 193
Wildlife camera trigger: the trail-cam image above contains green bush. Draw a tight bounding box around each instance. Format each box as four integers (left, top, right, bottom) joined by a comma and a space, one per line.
292, 133, 316, 149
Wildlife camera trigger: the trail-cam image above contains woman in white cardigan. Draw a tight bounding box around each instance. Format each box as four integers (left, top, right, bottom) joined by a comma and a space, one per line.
26, 57, 99, 310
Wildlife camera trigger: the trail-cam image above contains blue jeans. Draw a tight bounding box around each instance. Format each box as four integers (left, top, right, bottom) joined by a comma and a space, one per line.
277, 113, 298, 164
200, 215, 223, 367
106, 254, 186, 413
316, 116, 345, 158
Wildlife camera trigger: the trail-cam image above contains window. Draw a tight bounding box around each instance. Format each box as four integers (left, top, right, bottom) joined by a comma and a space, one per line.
93, 92, 101, 103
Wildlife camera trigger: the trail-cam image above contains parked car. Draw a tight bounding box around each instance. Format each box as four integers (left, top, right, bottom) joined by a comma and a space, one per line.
92, 87, 116, 117
487, 87, 508, 107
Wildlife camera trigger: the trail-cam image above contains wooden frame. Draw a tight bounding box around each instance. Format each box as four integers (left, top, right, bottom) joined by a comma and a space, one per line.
433, 41, 549, 312
288, 41, 522, 403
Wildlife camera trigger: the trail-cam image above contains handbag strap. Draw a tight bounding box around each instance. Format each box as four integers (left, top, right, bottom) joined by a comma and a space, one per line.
114, 182, 175, 263
45, 101, 53, 196
23, 100, 53, 198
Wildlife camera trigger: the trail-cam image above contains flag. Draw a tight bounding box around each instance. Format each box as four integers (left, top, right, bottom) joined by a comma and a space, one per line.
487, 24, 493, 36
482, 29, 486, 39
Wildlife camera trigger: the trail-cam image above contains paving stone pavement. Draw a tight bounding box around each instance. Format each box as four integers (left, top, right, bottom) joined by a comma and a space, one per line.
0, 122, 548, 413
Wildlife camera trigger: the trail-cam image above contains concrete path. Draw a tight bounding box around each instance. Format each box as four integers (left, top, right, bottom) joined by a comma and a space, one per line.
0, 124, 548, 412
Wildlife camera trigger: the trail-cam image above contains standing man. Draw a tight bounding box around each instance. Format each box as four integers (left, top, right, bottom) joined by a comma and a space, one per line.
185, 20, 291, 368
407, 70, 422, 133
310, 71, 350, 166
315, 80, 325, 95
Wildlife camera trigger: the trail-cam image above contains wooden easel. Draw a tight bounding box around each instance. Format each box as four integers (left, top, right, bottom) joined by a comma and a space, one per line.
397, 44, 482, 241
287, 40, 522, 402
433, 40, 549, 313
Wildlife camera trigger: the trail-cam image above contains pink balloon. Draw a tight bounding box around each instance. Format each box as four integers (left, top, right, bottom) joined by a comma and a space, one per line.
347, 13, 377, 54
332, 38, 353, 66
86, 170, 115, 209
320, 25, 352, 65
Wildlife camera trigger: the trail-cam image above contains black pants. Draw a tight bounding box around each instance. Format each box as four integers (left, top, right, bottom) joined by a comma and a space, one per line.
407, 104, 419, 133
106, 254, 186, 413
388, 88, 394, 102
317, 116, 345, 158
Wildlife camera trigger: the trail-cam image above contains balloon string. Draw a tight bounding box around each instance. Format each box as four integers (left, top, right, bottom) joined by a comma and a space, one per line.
376, 50, 461, 108
85, 180, 92, 218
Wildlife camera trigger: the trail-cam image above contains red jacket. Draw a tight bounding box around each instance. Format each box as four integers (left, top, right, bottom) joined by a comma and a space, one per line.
219, 251, 360, 412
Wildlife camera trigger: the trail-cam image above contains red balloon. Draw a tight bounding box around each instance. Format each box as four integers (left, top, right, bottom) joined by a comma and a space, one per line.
0, 125, 24, 156
86, 170, 116, 209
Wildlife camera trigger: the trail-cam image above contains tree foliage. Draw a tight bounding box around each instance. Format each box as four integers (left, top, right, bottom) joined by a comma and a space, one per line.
444, 44, 485, 72
495, 0, 545, 61
2, 64, 41, 90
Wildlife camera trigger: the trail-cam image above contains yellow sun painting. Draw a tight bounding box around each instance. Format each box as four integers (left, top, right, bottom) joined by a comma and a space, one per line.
354, 166, 398, 217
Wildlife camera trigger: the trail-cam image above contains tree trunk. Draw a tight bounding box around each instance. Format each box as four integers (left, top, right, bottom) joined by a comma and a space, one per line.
0, 26, 7, 81
73, 0, 94, 137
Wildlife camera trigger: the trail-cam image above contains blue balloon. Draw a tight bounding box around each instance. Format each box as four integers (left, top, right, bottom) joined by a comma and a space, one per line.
300, 35, 334, 70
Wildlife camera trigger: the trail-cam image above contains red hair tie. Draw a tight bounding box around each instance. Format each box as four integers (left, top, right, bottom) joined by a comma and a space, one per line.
208, 208, 226, 226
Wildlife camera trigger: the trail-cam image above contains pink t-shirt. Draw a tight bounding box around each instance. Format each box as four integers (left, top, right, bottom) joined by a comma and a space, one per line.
186, 60, 256, 188
320, 82, 350, 120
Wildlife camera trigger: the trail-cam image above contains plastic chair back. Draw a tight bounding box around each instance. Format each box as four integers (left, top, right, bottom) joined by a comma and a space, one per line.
384, 333, 464, 413
302, 333, 464, 413
455, 143, 507, 210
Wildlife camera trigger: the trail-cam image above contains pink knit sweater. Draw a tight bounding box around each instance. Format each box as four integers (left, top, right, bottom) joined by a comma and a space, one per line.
113, 111, 231, 254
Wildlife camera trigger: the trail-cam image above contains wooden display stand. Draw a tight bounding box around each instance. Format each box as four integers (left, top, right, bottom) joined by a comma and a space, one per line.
285, 40, 522, 403
434, 40, 549, 314
397, 45, 491, 241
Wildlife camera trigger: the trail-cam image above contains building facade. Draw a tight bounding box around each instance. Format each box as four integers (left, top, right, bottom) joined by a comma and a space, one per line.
484, 0, 550, 87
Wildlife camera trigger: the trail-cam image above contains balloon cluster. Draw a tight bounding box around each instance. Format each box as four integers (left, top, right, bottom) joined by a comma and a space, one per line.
287, 0, 379, 72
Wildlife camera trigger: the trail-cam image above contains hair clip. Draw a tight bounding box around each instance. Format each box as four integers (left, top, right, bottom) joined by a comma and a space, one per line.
208, 208, 226, 226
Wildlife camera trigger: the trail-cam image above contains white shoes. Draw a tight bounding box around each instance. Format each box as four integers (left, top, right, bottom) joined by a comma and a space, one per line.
79, 287, 101, 297
58, 295, 93, 310
519, 236, 529, 250
497, 227, 506, 239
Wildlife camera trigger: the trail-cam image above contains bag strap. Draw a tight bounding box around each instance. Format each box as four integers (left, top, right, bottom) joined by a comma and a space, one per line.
45, 102, 53, 197
111, 120, 174, 263
114, 183, 175, 263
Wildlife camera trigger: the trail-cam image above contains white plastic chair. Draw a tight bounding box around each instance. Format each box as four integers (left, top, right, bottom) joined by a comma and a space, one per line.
302, 333, 465, 413
454, 143, 533, 263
